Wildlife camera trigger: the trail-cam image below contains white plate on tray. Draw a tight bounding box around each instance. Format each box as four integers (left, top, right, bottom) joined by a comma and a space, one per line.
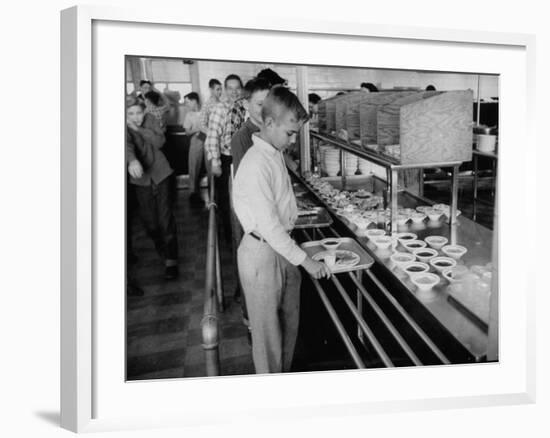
312, 249, 360, 269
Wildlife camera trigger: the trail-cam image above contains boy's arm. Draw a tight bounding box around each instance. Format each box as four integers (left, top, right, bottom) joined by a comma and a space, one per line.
204, 104, 225, 167
138, 115, 165, 148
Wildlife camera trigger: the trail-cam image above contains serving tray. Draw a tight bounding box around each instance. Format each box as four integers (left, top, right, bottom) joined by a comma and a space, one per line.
295, 207, 333, 229
300, 237, 374, 273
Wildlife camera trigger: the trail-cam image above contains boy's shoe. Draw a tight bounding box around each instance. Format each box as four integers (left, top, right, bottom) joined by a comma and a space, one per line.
164, 265, 179, 280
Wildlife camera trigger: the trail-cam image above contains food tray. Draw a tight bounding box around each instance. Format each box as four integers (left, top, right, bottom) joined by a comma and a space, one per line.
300, 237, 374, 273
295, 207, 333, 229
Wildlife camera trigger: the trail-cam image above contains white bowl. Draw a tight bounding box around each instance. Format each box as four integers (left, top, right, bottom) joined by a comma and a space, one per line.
372, 236, 393, 250
403, 261, 430, 278
396, 214, 410, 225
396, 232, 417, 245
441, 244, 468, 260
321, 238, 342, 251
412, 248, 439, 263
442, 265, 469, 283
402, 239, 427, 253
416, 206, 431, 213
365, 229, 386, 240
430, 256, 457, 273
424, 235, 448, 250
425, 208, 442, 221
410, 212, 427, 223
410, 272, 440, 293
390, 252, 416, 271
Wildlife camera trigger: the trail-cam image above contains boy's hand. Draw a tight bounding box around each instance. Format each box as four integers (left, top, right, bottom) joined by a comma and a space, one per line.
128, 160, 143, 179
210, 161, 222, 177
127, 121, 140, 132
301, 256, 331, 280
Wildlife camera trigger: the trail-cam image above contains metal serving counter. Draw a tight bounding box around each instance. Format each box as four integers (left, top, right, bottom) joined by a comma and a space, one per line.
294, 173, 493, 361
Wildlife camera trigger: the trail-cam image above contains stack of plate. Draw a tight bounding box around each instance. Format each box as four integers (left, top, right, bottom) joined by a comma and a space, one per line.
323, 148, 341, 176
343, 152, 358, 176
358, 158, 371, 175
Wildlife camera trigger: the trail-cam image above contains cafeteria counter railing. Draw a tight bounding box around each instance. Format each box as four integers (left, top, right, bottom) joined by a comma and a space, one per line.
201, 175, 224, 376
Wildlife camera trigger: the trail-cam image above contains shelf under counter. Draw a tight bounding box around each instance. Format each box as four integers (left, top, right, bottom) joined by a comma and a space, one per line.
292, 172, 493, 362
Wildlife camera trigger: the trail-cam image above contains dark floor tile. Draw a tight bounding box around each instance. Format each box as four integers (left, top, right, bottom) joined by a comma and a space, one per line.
127, 315, 189, 339
127, 347, 187, 379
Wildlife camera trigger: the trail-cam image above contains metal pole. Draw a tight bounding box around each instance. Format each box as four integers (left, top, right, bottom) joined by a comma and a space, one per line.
331, 275, 394, 367
215, 231, 225, 312
296, 66, 311, 176
311, 279, 366, 369
390, 168, 399, 234
449, 164, 459, 245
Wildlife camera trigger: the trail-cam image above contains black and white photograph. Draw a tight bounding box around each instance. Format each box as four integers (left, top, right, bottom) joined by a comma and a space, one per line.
125, 56, 499, 380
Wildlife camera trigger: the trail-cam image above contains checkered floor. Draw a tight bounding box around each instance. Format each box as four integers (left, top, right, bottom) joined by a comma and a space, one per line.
126, 185, 254, 380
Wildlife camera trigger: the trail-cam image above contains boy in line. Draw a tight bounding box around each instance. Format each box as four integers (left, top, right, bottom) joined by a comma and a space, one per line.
204, 74, 243, 244
126, 100, 179, 280
232, 87, 331, 374
183, 92, 206, 206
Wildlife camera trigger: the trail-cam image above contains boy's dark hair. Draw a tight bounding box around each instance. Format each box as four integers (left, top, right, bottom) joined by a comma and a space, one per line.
308, 93, 321, 104
139, 79, 152, 87
360, 82, 379, 92
224, 74, 243, 88
426, 84, 436, 91
126, 97, 145, 110
184, 92, 200, 104
144, 90, 162, 106
243, 77, 271, 100
257, 68, 287, 88
208, 78, 221, 88
261, 87, 309, 124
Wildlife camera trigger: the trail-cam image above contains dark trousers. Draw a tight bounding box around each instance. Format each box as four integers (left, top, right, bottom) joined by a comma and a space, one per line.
216, 155, 233, 244
134, 178, 178, 264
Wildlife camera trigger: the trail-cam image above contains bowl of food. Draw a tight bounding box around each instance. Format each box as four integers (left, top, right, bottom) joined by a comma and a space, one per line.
396, 232, 417, 246
412, 248, 439, 263
396, 214, 410, 225
390, 252, 416, 272
410, 272, 440, 293
430, 256, 457, 273
442, 265, 469, 283
425, 208, 442, 221
403, 261, 430, 278
321, 238, 342, 252
402, 239, 427, 253
424, 235, 448, 250
416, 206, 431, 214
410, 212, 427, 224
372, 236, 393, 250
365, 229, 386, 240
441, 244, 468, 260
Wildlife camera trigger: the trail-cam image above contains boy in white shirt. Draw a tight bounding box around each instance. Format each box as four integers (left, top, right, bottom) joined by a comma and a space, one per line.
232, 87, 331, 374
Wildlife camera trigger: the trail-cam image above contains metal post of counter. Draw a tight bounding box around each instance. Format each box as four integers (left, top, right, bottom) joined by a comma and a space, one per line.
296, 66, 310, 176
449, 164, 459, 245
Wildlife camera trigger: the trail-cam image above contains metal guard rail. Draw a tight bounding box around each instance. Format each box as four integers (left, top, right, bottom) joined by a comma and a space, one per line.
201, 175, 224, 376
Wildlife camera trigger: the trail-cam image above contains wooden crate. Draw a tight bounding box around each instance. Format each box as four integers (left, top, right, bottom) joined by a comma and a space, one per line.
359, 91, 416, 151
345, 92, 363, 140
400, 90, 473, 164
334, 95, 348, 133
377, 91, 441, 147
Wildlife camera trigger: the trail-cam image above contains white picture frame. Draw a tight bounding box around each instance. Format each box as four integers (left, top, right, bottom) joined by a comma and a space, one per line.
60, 5, 536, 433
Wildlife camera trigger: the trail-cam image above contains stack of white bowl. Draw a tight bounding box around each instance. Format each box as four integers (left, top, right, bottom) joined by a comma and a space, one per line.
323, 148, 341, 176
343, 152, 358, 176
358, 158, 371, 175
